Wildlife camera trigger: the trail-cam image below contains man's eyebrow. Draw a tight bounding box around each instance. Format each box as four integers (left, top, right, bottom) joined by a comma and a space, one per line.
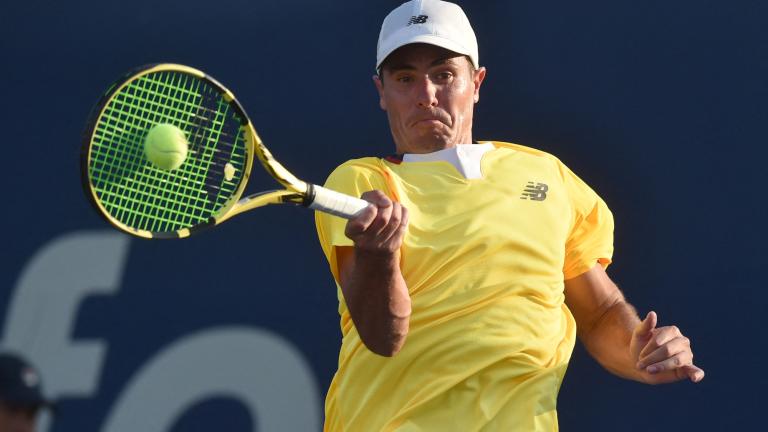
385, 63, 416, 72
430, 56, 459, 67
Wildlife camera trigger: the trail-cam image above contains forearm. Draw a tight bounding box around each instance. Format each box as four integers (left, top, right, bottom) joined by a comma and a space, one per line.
579, 298, 643, 381
344, 249, 411, 357
566, 265, 703, 384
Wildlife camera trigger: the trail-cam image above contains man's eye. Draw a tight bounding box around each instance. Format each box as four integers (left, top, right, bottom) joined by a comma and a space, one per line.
396, 76, 412, 83
435, 72, 453, 81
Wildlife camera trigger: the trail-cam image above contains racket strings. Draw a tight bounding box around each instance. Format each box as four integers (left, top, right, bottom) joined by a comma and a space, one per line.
135, 73, 244, 229
89, 70, 249, 233
94, 73, 218, 229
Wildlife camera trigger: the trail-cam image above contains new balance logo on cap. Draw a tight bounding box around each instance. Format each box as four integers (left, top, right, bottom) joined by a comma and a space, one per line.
376, 0, 479, 70
407, 15, 429, 25
520, 182, 548, 201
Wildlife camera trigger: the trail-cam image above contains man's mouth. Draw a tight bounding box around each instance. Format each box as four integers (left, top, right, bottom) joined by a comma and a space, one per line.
415, 118, 441, 125
411, 114, 448, 127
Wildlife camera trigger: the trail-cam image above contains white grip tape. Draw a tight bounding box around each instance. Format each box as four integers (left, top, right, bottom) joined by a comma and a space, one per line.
308, 185, 369, 219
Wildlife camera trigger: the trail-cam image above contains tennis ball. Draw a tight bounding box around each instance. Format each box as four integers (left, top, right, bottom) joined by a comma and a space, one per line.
144, 123, 189, 170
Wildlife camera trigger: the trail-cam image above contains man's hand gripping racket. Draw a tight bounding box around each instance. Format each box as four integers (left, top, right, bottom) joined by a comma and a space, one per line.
81, 64, 369, 239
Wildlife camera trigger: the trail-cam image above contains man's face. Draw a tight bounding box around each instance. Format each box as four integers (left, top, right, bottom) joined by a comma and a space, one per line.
374, 43, 486, 154
0, 401, 37, 432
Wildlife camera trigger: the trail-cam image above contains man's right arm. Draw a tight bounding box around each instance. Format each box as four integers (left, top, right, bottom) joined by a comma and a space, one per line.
336, 190, 411, 357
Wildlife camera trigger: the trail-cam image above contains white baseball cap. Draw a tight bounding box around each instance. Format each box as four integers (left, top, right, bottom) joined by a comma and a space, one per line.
376, 0, 479, 71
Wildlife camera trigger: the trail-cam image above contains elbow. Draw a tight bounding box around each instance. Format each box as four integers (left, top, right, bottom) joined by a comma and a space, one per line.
366, 329, 409, 357
360, 309, 411, 357
368, 324, 409, 357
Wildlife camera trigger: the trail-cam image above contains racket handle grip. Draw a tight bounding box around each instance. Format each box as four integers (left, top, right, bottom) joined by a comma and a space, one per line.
307, 184, 370, 219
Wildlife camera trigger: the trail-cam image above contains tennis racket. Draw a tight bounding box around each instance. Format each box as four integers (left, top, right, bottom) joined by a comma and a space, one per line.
81, 63, 369, 239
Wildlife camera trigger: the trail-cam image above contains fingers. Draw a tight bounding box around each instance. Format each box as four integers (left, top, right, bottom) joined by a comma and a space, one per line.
366, 193, 394, 237
643, 361, 705, 385
632, 314, 705, 384
683, 364, 706, 383
360, 189, 392, 207
637, 331, 690, 369
638, 323, 680, 360
377, 203, 409, 243
344, 202, 378, 238
344, 190, 408, 253
637, 335, 691, 373
345, 190, 391, 238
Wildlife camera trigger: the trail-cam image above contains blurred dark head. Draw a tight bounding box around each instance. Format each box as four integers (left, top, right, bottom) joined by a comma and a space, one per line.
0, 353, 52, 432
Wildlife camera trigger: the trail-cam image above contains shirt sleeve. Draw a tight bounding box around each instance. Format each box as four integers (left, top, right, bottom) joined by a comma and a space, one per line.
560, 162, 615, 280
314, 159, 391, 283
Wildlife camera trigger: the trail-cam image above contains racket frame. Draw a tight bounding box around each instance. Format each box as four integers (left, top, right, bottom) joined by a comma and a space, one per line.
82, 63, 367, 239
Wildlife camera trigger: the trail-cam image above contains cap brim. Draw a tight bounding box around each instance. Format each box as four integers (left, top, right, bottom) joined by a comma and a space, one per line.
376, 33, 478, 70
0, 392, 55, 412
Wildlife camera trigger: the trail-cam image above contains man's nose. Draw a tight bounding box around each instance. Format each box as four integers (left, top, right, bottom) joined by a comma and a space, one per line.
414, 76, 438, 108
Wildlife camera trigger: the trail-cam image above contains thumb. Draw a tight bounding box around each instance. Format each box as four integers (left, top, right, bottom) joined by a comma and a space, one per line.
361, 190, 392, 209
634, 311, 657, 337
344, 204, 378, 238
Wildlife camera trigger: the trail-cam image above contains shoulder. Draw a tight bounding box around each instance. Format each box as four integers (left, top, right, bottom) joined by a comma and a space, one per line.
483, 142, 600, 198
325, 157, 386, 182
485, 141, 559, 160
322, 157, 393, 194
484, 141, 570, 174
329, 156, 384, 173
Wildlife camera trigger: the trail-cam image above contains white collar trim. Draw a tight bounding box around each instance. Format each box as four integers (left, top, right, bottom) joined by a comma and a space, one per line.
402, 143, 495, 179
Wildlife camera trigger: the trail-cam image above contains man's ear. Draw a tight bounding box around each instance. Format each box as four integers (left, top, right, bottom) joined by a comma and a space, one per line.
473, 67, 487, 103
373, 74, 387, 110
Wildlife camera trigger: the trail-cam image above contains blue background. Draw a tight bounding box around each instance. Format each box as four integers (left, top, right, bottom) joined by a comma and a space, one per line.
2, 0, 766, 430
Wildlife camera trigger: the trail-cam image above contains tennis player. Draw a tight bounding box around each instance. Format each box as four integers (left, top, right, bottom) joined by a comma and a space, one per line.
315, 1, 704, 430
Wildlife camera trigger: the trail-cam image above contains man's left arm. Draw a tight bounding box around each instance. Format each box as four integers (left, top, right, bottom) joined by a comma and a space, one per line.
564, 264, 705, 384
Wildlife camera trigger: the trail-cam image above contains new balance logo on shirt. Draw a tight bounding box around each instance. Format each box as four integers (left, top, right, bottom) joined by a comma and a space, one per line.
407, 15, 429, 25
520, 182, 548, 201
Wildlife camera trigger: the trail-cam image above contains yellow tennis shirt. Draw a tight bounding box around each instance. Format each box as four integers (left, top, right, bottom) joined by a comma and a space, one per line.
315, 142, 613, 431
